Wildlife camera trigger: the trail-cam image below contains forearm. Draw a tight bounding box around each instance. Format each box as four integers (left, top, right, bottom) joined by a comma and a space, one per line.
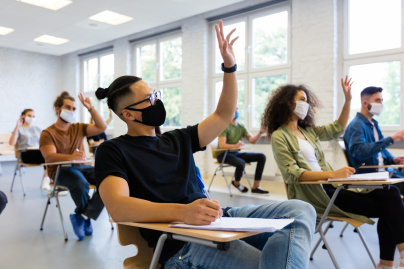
337, 101, 351, 130
249, 132, 263, 144
219, 142, 238, 150
351, 137, 394, 160
214, 72, 238, 123
89, 108, 107, 131
299, 170, 334, 182
42, 152, 76, 163
9, 127, 18, 146
108, 196, 186, 223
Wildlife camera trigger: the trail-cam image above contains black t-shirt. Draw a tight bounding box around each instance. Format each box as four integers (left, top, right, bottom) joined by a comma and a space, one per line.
95, 124, 205, 263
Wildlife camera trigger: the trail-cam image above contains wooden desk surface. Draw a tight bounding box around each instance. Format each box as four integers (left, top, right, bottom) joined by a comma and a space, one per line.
115, 222, 261, 242
359, 164, 404, 169
300, 178, 404, 185
42, 159, 94, 166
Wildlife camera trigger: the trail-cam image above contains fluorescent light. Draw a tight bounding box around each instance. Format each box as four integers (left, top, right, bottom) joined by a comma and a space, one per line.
0, 26, 14, 35
18, 0, 72, 11
34, 35, 69, 45
89, 10, 133, 26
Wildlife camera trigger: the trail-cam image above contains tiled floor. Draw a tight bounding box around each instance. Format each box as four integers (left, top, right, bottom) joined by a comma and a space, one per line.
0, 162, 398, 269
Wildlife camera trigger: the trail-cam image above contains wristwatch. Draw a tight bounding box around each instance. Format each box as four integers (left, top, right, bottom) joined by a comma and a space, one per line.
221, 63, 237, 73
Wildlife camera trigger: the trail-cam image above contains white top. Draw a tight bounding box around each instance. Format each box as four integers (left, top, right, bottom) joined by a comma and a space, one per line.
297, 137, 322, 172
16, 125, 41, 149
372, 123, 385, 171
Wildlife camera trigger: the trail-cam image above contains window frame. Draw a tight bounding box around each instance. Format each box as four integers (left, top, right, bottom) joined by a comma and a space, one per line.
80, 50, 115, 133
210, 4, 291, 131
132, 32, 183, 129
342, 0, 404, 132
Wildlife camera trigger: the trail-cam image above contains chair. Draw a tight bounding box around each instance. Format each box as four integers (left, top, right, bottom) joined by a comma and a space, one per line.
40, 162, 113, 241
113, 221, 261, 269
207, 138, 252, 197
11, 148, 44, 196
282, 179, 375, 268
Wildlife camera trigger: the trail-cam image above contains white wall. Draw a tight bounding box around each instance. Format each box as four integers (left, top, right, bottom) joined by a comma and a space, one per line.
0, 47, 62, 134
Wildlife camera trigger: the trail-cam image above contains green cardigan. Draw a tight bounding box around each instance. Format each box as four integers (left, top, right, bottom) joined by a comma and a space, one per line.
271, 120, 373, 224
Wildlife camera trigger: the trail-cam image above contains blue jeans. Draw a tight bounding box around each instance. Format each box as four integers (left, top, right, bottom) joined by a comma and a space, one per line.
165, 200, 316, 269
57, 164, 104, 220
217, 152, 266, 182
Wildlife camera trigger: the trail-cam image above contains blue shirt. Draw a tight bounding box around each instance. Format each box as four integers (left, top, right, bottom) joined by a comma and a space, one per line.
343, 112, 395, 173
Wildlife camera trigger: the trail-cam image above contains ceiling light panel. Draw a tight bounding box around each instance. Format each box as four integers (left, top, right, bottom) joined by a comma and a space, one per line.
34, 34, 69, 45
18, 0, 72, 11
0, 26, 14, 35
89, 10, 133, 25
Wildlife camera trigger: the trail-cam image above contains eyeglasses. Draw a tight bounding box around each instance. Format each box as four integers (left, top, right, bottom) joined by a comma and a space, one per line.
123, 90, 161, 113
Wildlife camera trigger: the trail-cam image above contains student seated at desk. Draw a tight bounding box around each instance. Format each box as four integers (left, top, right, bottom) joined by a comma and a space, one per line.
9, 109, 51, 190
39, 91, 106, 241
264, 77, 404, 269
343, 86, 404, 192
217, 106, 268, 194
94, 21, 316, 269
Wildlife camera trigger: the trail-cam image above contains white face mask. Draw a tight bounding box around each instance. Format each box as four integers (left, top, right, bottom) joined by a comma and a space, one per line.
293, 101, 310, 120
368, 103, 383, 116
25, 116, 34, 124
60, 109, 75, 123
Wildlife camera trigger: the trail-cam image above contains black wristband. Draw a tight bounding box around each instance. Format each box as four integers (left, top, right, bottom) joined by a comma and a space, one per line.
221, 63, 237, 73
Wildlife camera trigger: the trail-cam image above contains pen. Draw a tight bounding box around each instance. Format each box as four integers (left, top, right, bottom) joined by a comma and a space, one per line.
196, 173, 222, 221
353, 163, 365, 169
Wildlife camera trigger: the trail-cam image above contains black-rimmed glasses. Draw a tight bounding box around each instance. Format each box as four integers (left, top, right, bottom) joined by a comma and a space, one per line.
123, 90, 161, 112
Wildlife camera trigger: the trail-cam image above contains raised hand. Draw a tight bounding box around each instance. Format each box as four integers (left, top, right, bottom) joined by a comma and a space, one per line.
215, 20, 239, 68
78, 93, 93, 111
341, 75, 353, 102
16, 116, 24, 127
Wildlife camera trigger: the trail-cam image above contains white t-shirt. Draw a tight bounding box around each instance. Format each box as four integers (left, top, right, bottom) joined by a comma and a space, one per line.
16, 125, 41, 149
371, 123, 385, 171
297, 136, 322, 172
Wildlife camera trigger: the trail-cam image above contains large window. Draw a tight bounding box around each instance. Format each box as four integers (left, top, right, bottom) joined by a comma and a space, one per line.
344, 0, 403, 129
81, 51, 115, 129
133, 34, 182, 128
211, 6, 290, 130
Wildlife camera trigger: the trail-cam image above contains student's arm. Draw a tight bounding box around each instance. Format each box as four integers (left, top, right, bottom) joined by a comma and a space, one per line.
9, 117, 23, 146
198, 21, 239, 148
78, 93, 107, 137
106, 109, 113, 125
40, 144, 85, 163
299, 168, 355, 182
245, 125, 265, 144
218, 136, 244, 150
99, 175, 222, 224
337, 76, 353, 130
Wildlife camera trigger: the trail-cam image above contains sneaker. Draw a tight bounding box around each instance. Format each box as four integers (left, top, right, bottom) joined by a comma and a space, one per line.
231, 181, 248, 193
69, 213, 85, 241
251, 187, 269, 194
41, 177, 51, 190
84, 218, 93, 235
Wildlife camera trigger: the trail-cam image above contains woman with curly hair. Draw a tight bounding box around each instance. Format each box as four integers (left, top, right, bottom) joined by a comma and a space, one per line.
264, 77, 404, 269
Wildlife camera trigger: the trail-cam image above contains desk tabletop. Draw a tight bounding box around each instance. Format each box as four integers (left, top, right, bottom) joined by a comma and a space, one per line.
42, 158, 94, 166
359, 164, 404, 169
114, 222, 261, 242
300, 177, 404, 185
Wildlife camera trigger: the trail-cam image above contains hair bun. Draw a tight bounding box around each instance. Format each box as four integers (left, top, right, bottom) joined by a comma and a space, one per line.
95, 87, 109, 100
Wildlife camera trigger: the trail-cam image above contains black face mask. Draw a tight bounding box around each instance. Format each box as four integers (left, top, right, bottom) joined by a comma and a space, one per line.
126, 99, 166, 127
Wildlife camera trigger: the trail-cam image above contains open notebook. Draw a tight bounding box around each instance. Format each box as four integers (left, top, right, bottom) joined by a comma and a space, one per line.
170, 217, 294, 232
327, 171, 389, 182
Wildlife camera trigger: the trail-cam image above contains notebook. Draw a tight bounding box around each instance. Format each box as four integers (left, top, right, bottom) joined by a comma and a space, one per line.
169, 217, 294, 232
327, 171, 389, 182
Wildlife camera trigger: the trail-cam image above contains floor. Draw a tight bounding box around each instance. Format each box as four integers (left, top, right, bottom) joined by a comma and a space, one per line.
0, 162, 399, 269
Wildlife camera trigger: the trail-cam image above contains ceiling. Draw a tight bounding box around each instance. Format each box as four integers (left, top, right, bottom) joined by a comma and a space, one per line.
0, 0, 244, 56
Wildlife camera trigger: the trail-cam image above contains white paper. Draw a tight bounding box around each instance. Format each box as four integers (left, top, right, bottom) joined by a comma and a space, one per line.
169, 217, 294, 232
327, 171, 388, 182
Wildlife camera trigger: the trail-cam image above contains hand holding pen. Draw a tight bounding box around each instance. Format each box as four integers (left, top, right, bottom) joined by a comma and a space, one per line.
196, 173, 222, 221
353, 162, 365, 171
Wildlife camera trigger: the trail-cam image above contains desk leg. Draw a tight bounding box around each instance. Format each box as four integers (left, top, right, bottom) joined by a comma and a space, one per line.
150, 233, 168, 269
315, 186, 344, 234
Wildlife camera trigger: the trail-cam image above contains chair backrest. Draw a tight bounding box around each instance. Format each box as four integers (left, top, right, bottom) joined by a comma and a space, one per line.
116, 223, 159, 269
337, 140, 350, 167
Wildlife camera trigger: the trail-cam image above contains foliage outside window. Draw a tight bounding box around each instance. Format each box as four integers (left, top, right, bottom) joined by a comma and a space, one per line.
345, 0, 403, 128
212, 7, 290, 130
134, 34, 182, 128
81, 52, 115, 128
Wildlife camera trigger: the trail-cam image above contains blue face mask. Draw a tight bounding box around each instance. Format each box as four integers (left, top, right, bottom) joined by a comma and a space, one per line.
234, 110, 239, 120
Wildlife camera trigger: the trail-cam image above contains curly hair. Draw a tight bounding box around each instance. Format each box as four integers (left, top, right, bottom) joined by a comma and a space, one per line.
262, 84, 321, 136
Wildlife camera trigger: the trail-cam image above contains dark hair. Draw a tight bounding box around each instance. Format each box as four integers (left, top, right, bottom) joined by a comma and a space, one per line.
262, 84, 320, 135
95, 76, 142, 114
361, 86, 383, 99
53, 91, 75, 114
21, 109, 34, 124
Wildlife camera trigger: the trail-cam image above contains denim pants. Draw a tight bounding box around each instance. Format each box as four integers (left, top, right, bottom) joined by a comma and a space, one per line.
217, 152, 266, 182
57, 164, 104, 220
165, 200, 316, 269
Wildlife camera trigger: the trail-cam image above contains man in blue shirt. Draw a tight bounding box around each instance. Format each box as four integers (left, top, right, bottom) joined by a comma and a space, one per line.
344, 86, 404, 181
